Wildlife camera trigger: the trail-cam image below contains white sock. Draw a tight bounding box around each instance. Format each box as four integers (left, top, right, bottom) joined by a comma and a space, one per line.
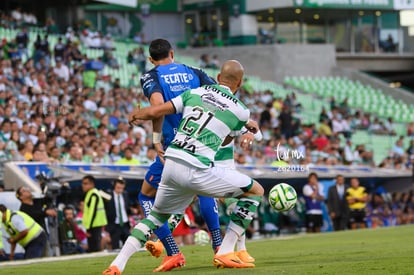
217, 228, 239, 255
110, 236, 142, 272
236, 233, 246, 251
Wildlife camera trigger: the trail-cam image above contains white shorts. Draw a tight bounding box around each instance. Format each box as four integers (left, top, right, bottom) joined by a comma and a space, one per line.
153, 158, 253, 214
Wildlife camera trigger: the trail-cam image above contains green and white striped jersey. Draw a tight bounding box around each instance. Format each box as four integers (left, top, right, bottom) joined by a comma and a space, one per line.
165, 84, 250, 168
215, 127, 263, 169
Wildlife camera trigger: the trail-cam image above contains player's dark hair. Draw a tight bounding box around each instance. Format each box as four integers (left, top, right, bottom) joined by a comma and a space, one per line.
149, 39, 172, 61
0, 204, 6, 212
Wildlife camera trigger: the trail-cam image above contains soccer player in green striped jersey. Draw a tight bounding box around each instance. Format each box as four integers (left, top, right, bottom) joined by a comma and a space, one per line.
103, 60, 264, 275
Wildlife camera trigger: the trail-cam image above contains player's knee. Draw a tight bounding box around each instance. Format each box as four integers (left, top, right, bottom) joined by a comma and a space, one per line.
242, 180, 264, 197
141, 180, 157, 197
250, 181, 264, 196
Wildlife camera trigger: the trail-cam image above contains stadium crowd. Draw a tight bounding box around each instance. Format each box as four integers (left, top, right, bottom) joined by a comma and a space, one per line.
0, 16, 413, 261
0, 20, 413, 169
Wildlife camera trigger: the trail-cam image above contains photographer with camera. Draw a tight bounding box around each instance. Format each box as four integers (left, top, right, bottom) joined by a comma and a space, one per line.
16, 186, 57, 232
16, 185, 58, 257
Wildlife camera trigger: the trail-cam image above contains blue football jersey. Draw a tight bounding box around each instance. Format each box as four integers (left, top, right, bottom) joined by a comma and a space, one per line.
141, 63, 215, 147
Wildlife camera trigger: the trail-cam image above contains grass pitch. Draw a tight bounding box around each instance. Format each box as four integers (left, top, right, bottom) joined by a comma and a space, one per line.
1, 225, 413, 275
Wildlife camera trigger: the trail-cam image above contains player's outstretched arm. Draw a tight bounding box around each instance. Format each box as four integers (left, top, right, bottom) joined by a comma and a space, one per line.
129, 102, 175, 126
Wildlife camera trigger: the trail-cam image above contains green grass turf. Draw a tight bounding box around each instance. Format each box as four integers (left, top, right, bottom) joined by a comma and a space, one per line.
2, 225, 414, 275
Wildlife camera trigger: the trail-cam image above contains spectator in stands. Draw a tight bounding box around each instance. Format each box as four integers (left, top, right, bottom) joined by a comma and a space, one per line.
4, 39, 19, 60
45, 18, 59, 34
102, 34, 115, 51
136, 47, 146, 73
318, 118, 332, 137
259, 102, 273, 128
279, 105, 293, 139
313, 131, 330, 152
54, 37, 65, 62
302, 172, 325, 233
133, 32, 144, 44
210, 55, 220, 69
53, 57, 70, 82
383, 117, 396, 136
39, 35, 51, 66
62, 143, 83, 163
327, 175, 349, 231
5, 130, 19, 160
49, 146, 61, 162
351, 111, 362, 129
115, 147, 140, 165
11, 7, 23, 26
67, 41, 83, 62
339, 98, 350, 116
406, 140, 414, 156
319, 107, 330, 123
88, 31, 102, 49
407, 122, 414, 137
368, 118, 387, 135
341, 116, 353, 138
15, 27, 28, 60
198, 53, 216, 69
360, 113, 371, 130
81, 175, 108, 252
355, 144, 374, 166
343, 139, 355, 165
0, 119, 11, 141
392, 138, 406, 158
65, 27, 76, 43
331, 114, 344, 136
82, 64, 98, 88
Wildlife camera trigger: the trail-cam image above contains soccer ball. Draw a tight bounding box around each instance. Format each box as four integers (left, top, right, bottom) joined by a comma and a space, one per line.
268, 183, 297, 212
194, 230, 211, 246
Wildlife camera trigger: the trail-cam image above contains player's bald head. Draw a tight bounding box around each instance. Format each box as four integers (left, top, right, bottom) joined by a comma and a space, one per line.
217, 60, 244, 93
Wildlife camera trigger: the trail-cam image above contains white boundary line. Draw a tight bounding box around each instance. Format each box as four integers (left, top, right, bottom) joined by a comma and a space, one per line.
0, 249, 149, 267
0, 235, 305, 267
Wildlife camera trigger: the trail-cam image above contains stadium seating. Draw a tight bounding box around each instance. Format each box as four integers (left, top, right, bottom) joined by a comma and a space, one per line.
283, 76, 414, 163
2, 26, 411, 167
284, 76, 414, 124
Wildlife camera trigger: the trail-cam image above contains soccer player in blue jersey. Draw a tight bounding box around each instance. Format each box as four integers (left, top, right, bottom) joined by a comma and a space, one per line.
136, 38, 222, 271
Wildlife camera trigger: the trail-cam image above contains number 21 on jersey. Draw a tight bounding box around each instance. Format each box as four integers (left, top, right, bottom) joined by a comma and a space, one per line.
181, 106, 213, 137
